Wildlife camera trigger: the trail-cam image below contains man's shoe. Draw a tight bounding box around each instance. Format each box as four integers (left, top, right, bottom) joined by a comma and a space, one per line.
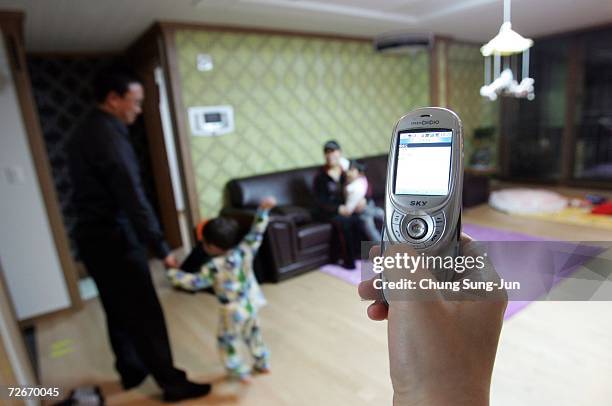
120, 372, 148, 390
163, 381, 211, 402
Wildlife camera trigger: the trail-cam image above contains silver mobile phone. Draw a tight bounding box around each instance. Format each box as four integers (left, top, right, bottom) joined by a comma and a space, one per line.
382, 107, 463, 258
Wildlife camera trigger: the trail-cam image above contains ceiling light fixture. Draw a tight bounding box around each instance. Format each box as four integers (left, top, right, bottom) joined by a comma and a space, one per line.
480, 0, 534, 101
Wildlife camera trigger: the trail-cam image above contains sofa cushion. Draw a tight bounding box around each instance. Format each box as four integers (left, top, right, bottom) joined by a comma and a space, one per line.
227, 167, 319, 208
296, 223, 332, 250
275, 205, 312, 225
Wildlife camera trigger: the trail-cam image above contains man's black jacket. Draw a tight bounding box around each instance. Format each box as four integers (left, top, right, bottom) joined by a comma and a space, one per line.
67, 109, 170, 258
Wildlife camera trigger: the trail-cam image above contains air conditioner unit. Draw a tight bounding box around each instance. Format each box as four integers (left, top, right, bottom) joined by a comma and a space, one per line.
374, 33, 433, 54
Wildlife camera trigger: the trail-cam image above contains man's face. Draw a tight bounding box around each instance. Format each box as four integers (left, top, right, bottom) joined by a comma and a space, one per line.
108, 83, 144, 125
325, 149, 341, 167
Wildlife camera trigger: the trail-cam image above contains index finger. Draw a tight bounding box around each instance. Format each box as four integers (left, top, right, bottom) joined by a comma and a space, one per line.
358, 277, 384, 301
368, 244, 381, 259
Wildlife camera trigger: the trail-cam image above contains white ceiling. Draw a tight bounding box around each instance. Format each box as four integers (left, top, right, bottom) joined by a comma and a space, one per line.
0, 0, 611, 52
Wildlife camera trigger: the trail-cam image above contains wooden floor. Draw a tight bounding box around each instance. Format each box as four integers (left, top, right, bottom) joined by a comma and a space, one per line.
36, 204, 612, 405
464, 203, 612, 241
38, 270, 392, 405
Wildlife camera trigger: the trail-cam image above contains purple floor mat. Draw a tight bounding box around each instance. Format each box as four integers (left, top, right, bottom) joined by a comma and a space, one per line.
320, 223, 598, 320
462, 223, 545, 242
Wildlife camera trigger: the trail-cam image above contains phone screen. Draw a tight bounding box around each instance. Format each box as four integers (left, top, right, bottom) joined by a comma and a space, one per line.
394, 130, 453, 196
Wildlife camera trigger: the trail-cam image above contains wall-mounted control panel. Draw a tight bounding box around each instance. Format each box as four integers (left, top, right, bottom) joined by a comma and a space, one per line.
188, 105, 235, 137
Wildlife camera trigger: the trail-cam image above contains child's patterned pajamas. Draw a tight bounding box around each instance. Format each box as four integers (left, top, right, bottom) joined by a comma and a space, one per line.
167, 208, 271, 378
218, 307, 269, 377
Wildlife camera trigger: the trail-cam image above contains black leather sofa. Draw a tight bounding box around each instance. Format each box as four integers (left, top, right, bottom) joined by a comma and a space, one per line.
221, 154, 489, 282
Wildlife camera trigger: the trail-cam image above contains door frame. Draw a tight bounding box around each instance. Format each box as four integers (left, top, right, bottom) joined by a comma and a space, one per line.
126, 24, 197, 249
0, 11, 82, 320
0, 263, 38, 392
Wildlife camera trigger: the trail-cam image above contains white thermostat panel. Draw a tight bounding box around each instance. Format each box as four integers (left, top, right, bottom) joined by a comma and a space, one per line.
188, 105, 235, 137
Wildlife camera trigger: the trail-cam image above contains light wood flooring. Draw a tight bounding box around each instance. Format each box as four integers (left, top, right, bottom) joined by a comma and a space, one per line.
36, 204, 612, 405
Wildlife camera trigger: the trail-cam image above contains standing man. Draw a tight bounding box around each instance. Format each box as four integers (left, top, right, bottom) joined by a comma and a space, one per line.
67, 70, 211, 402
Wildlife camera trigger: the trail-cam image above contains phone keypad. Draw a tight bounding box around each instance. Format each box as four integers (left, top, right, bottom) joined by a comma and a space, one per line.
422, 212, 445, 248
390, 211, 445, 248
390, 210, 403, 241
392, 211, 403, 225
392, 224, 403, 240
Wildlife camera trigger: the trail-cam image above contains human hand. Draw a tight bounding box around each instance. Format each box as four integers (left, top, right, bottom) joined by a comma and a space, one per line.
338, 205, 351, 216
358, 236, 506, 406
354, 198, 367, 213
260, 196, 277, 210
163, 253, 179, 269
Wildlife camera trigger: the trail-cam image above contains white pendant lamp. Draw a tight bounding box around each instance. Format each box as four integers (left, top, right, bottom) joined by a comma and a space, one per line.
480, 0, 535, 101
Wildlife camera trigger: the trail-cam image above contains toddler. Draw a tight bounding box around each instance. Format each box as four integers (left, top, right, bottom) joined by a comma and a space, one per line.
167, 197, 276, 381
339, 160, 384, 241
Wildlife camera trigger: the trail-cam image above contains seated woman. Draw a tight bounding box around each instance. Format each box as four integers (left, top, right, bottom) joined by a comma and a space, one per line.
312, 140, 363, 269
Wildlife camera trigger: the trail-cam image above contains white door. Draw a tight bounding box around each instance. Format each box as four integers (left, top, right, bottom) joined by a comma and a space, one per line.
0, 33, 71, 320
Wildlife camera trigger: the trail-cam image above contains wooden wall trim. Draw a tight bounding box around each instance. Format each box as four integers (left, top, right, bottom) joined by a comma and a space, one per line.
126, 23, 162, 63
0, 12, 82, 313
430, 35, 456, 107
560, 37, 581, 183
158, 20, 371, 43
430, 36, 439, 106
498, 98, 510, 178
159, 24, 199, 239
444, 38, 450, 108
126, 24, 184, 248
0, 10, 23, 25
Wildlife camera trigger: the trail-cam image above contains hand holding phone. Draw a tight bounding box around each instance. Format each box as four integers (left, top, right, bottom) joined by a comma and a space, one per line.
382, 107, 463, 257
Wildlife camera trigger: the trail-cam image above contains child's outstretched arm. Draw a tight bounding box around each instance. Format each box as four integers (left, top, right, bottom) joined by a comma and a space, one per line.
167, 262, 215, 291
240, 196, 276, 255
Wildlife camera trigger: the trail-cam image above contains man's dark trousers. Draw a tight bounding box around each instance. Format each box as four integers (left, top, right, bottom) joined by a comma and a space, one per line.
76, 224, 187, 389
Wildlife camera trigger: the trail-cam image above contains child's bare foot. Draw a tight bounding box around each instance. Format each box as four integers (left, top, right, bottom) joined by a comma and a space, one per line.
254, 366, 270, 374
228, 371, 252, 383
239, 374, 253, 384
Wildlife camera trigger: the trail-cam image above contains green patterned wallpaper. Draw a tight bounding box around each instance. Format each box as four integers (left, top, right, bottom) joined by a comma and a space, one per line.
175, 29, 430, 217
447, 43, 499, 166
